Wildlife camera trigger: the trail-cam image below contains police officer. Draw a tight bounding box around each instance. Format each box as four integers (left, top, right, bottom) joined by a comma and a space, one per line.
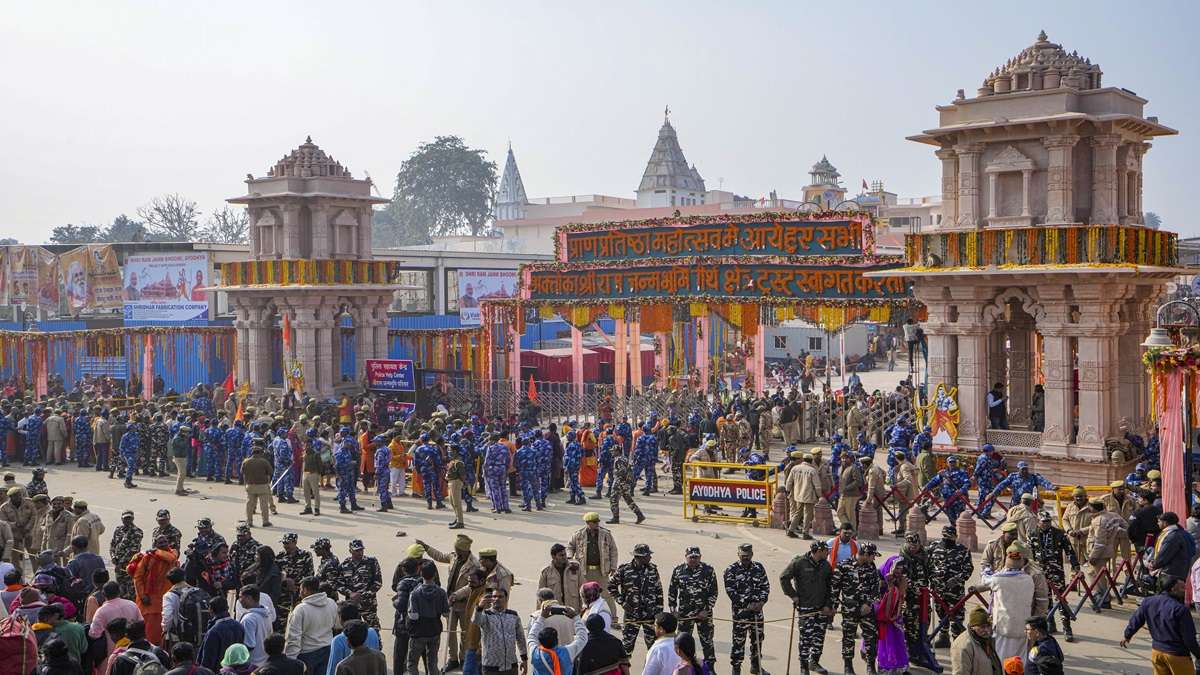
972, 444, 1003, 518
118, 416, 140, 488
988, 460, 1055, 507
339, 538, 383, 628
724, 544, 770, 675
898, 532, 932, 654
277, 532, 315, 624
73, 408, 93, 468
532, 431, 552, 508
927, 525, 973, 648
151, 509, 181, 552
564, 431, 587, 505
595, 430, 617, 498
668, 546, 717, 671
413, 433, 445, 510
830, 541, 882, 675
633, 425, 658, 495
224, 419, 246, 483
271, 429, 295, 503
204, 420, 226, 482
374, 432, 393, 513
312, 537, 341, 589
780, 540, 833, 675
922, 455, 970, 522
608, 543, 663, 656
1028, 510, 1078, 641
608, 452, 645, 525
229, 523, 261, 586
515, 436, 539, 512
334, 427, 362, 513
109, 509, 143, 598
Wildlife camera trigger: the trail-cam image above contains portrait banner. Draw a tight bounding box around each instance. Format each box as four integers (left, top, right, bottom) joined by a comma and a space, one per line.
527, 263, 909, 303
60, 247, 90, 312
458, 269, 517, 326
36, 248, 59, 315
8, 246, 39, 306
122, 252, 210, 322
88, 244, 124, 308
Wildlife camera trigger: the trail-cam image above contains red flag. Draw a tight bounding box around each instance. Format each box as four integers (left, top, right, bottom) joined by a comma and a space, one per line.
223, 368, 234, 394
528, 374, 538, 402
282, 313, 292, 353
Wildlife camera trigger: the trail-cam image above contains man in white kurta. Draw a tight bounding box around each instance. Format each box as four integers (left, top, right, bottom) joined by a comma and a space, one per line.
976, 543, 1035, 664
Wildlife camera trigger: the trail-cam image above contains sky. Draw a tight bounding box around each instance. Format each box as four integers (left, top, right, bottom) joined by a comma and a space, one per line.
2, 1, 1198, 240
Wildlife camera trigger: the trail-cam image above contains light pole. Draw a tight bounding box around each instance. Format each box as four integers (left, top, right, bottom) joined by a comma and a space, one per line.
1142, 297, 1200, 511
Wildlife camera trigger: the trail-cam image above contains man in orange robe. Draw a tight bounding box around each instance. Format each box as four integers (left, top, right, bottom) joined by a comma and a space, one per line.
128, 534, 180, 645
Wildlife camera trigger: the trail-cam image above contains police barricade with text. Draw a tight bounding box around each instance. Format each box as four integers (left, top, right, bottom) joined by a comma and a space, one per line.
682, 461, 778, 526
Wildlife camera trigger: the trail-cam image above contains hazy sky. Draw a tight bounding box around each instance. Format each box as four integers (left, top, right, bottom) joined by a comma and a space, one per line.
3, 1, 1198, 240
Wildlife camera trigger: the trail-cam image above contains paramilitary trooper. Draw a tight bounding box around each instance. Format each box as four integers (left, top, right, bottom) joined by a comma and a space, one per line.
668, 546, 717, 672
339, 538, 383, 628
724, 543, 771, 675
608, 543, 664, 657
1028, 510, 1079, 641
927, 525, 974, 648
830, 541, 882, 675
608, 452, 645, 525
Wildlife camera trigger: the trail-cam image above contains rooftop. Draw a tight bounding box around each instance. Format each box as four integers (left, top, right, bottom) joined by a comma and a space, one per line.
266, 136, 352, 179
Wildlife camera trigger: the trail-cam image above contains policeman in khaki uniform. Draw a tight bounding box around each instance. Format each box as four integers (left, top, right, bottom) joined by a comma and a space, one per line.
1061, 486, 1094, 566
1100, 480, 1135, 563
784, 451, 820, 540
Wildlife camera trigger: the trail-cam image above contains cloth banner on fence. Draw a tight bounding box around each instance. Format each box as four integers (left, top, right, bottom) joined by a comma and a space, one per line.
8, 246, 38, 306
87, 244, 124, 308
1159, 369, 1186, 518
142, 334, 154, 401
36, 249, 59, 315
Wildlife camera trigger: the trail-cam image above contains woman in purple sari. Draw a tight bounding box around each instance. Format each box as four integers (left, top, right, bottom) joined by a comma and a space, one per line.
874, 555, 910, 675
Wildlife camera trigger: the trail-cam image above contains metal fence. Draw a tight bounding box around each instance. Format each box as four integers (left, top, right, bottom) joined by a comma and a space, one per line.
424, 377, 916, 443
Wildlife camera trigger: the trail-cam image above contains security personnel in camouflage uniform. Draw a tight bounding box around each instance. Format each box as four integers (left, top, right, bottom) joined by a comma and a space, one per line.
898, 532, 932, 653
1028, 510, 1079, 641
830, 542, 882, 675
607, 454, 645, 525
724, 543, 771, 675
276, 532, 315, 624
230, 523, 261, 587
927, 525, 973, 648
109, 510, 143, 598
339, 538, 383, 628
608, 543, 663, 656
312, 537, 341, 589
668, 546, 717, 670
190, 518, 227, 554
151, 509, 182, 552
779, 540, 833, 675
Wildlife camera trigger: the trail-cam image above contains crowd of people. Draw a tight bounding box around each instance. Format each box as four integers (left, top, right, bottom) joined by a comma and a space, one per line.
0, 368, 1182, 675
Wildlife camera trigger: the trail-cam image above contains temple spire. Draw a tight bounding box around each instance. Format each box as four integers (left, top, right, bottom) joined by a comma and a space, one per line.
494, 143, 529, 221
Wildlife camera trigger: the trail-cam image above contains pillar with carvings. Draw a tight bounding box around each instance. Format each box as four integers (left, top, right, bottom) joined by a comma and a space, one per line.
353, 301, 374, 383
1135, 143, 1150, 225
1072, 327, 1120, 460
233, 304, 252, 389
281, 203, 302, 258
357, 208, 373, 261
935, 148, 958, 227
951, 323, 990, 450
1043, 134, 1079, 224
1007, 327, 1034, 428
372, 299, 390, 362
293, 314, 318, 397
954, 143, 985, 228
310, 204, 330, 259
1089, 134, 1122, 225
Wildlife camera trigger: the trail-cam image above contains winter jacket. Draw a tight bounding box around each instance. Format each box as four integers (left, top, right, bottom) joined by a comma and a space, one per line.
284, 592, 339, 658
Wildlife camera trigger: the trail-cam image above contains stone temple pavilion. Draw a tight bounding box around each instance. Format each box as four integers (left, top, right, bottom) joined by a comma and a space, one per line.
877, 32, 1183, 483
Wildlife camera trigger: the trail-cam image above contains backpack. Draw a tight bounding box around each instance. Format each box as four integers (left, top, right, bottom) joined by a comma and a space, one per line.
118, 647, 168, 675
169, 586, 212, 646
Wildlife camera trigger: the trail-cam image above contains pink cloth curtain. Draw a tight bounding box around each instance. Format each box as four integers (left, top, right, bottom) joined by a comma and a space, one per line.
1160, 370, 1186, 519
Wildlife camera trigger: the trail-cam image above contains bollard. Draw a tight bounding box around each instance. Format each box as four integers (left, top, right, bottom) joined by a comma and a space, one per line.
905, 507, 928, 545
858, 502, 882, 540
955, 510, 979, 551
814, 497, 835, 536
772, 489, 791, 530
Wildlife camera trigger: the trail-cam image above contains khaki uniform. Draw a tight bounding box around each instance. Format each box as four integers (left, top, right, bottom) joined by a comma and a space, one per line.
980, 536, 1015, 578
70, 510, 106, 555
567, 525, 618, 618
916, 451, 937, 488
865, 463, 887, 523
814, 457, 834, 499
1101, 492, 1136, 561
538, 562, 584, 612
29, 502, 48, 560
785, 462, 819, 535
1061, 500, 1094, 566
1085, 510, 1127, 599
41, 509, 75, 564
0, 521, 14, 564
425, 544, 480, 664
1004, 504, 1035, 543
836, 463, 864, 532
0, 499, 37, 566
1022, 560, 1051, 618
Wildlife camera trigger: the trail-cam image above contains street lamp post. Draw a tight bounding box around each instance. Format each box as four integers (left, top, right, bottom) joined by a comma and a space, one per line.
1143, 297, 1200, 511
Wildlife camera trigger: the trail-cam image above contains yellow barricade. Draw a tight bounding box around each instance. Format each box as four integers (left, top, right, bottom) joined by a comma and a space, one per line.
682, 460, 778, 526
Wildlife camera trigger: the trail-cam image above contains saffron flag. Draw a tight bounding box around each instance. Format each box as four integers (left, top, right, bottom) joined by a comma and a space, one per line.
222, 369, 234, 395
528, 374, 538, 402
235, 398, 244, 422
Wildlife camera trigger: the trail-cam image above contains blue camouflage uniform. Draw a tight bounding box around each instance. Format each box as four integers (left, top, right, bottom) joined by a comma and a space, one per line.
564, 433, 585, 503
119, 419, 140, 484
912, 427, 933, 457
271, 434, 295, 501
743, 448, 768, 518
414, 437, 444, 508
73, 412, 93, 467
633, 427, 658, 494
0, 414, 12, 466
335, 430, 360, 510
973, 446, 1004, 517
923, 460, 971, 521
532, 434, 552, 508
483, 439, 510, 512
224, 423, 246, 481
374, 436, 392, 510
203, 425, 225, 480
456, 433, 477, 509
24, 411, 44, 465
515, 440, 539, 510
990, 464, 1055, 507
1125, 464, 1148, 487
615, 420, 632, 450
192, 391, 214, 418
596, 433, 617, 497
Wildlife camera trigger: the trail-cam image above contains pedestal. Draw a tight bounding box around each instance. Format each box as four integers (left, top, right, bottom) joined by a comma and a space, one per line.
955, 511, 979, 552
857, 502, 882, 540
905, 509, 928, 545
813, 498, 835, 536
771, 489, 790, 530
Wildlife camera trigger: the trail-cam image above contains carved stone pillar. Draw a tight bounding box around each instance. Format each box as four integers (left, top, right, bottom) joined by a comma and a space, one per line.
1073, 328, 1120, 460
373, 302, 390, 363
629, 319, 643, 392
936, 148, 958, 227
315, 305, 336, 397
311, 204, 330, 259
1043, 134, 1080, 224
247, 209, 261, 258
1007, 327, 1033, 428
1021, 169, 1033, 218
1090, 134, 1121, 225
1038, 327, 1073, 458
952, 324, 990, 450
354, 301, 373, 383
1136, 143, 1150, 224
987, 173, 999, 219
954, 143, 985, 228
234, 305, 251, 389
281, 203, 301, 258
294, 316, 318, 397
358, 209, 373, 260
614, 318, 627, 396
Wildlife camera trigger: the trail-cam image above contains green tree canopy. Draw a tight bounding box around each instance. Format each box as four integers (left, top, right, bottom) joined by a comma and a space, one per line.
380, 136, 497, 244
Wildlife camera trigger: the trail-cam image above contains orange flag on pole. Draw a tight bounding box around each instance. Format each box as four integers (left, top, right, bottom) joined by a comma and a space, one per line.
235, 397, 244, 422
528, 374, 538, 402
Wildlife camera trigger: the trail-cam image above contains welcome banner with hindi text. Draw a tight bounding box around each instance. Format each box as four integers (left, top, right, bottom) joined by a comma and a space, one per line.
562, 218, 865, 262
528, 262, 908, 303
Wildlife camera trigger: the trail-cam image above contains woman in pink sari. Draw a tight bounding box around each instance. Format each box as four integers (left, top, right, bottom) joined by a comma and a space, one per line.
875, 555, 910, 675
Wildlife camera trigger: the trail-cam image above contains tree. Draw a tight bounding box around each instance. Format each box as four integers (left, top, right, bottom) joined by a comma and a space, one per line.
49, 224, 104, 245
102, 214, 152, 242
373, 202, 433, 247
137, 194, 203, 241
0, 238, 18, 246
1145, 211, 1162, 228
203, 206, 249, 244
386, 136, 497, 240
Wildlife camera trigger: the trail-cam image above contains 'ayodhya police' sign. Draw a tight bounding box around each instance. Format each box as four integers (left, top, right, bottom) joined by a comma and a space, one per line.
686, 477, 769, 507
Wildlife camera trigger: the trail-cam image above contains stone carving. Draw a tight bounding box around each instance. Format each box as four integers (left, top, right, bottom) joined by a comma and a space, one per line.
1041, 424, 1065, 444
1078, 425, 1102, 445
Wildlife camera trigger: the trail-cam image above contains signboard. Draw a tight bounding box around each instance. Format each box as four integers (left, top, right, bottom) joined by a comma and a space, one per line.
366, 359, 416, 392
458, 269, 518, 326
563, 218, 865, 262
382, 400, 416, 426
529, 263, 908, 302
685, 477, 770, 508
122, 252, 210, 322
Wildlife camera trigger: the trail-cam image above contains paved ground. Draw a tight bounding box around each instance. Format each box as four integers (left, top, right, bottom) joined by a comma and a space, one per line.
24, 457, 1159, 675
